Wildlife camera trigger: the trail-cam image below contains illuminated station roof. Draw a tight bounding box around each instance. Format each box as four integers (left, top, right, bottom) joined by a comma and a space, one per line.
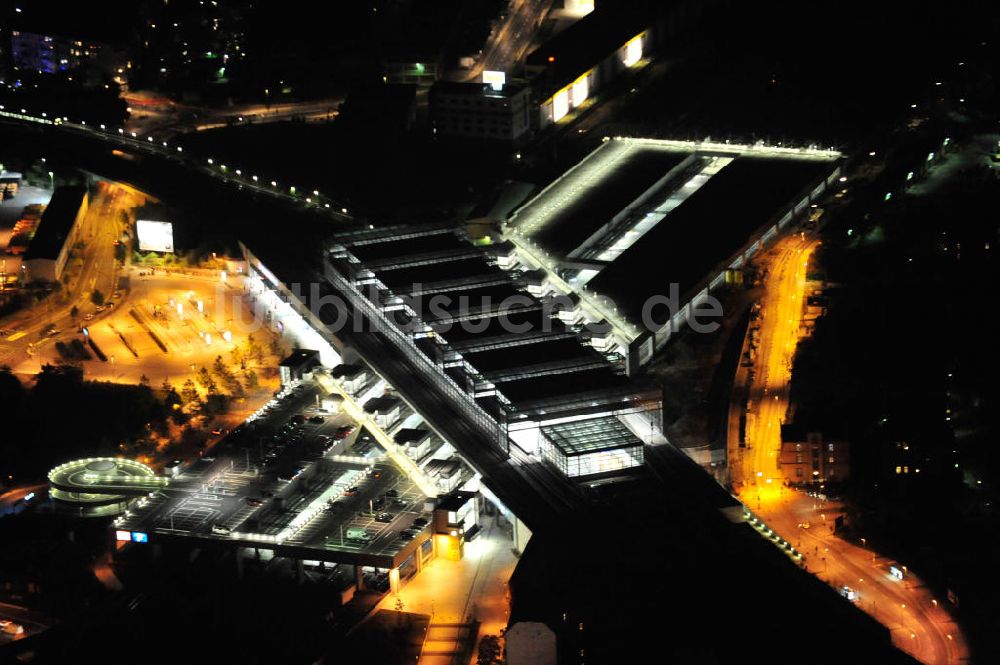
542, 416, 644, 457
505, 137, 841, 337
327, 225, 660, 423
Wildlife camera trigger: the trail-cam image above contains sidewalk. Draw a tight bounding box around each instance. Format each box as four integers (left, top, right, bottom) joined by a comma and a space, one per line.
371, 514, 518, 664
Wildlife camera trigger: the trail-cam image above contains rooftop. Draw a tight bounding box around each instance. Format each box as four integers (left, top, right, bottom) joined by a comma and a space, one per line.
588, 154, 833, 318
530, 146, 687, 255
542, 416, 645, 457
431, 79, 529, 99
506, 138, 840, 335
23, 186, 86, 262
347, 231, 466, 264
363, 395, 402, 413
526, 3, 658, 98
463, 337, 598, 375
493, 366, 633, 409
394, 428, 431, 445
436, 490, 476, 512
331, 364, 366, 380
279, 349, 320, 368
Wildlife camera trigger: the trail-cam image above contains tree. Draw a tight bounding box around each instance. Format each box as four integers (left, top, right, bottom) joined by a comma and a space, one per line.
212, 355, 228, 380
181, 378, 200, 405
245, 334, 265, 364
91, 289, 105, 306
197, 366, 217, 393
0, 367, 25, 409
230, 347, 244, 367
477, 636, 502, 665
244, 368, 259, 391
139, 373, 150, 387
203, 391, 229, 415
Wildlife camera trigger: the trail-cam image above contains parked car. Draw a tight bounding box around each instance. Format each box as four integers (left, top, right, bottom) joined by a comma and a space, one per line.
375, 512, 394, 523
346, 527, 371, 543
411, 517, 429, 528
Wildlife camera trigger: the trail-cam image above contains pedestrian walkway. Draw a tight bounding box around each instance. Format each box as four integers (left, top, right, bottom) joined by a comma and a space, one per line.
372, 513, 518, 665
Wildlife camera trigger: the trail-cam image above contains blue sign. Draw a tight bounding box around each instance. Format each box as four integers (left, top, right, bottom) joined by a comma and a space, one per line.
131, 531, 149, 543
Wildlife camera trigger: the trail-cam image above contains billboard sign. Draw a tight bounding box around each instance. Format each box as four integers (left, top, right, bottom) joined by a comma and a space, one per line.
483, 70, 506, 91
137, 220, 175, 253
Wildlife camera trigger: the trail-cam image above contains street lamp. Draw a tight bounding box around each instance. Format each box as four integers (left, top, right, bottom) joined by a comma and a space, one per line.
47, 171, 54, 189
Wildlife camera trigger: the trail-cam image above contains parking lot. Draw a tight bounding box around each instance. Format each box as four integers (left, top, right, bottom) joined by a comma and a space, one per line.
117, 379, 435, 571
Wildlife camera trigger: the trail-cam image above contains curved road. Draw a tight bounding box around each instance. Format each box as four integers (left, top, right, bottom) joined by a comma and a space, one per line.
0, 184, 133, 369
732, 232, 969, 663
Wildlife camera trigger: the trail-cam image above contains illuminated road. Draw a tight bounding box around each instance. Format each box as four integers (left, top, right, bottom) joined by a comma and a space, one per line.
0, 183, 136, 369
733, 233, 813, 501
758, 492, 968, 665
0, 484, 45, 515
125, 93, 344, 138
732, 232, 969, 663
464, 0, 552, 81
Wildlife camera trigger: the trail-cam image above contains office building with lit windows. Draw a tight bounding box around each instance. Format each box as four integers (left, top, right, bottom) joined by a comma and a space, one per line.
525, 0, 711, 129
779, 427, 850, 484
430, 79, 533, 144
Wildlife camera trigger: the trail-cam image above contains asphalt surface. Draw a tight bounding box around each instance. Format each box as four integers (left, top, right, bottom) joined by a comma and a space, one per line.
464, 0, 552, 81
731, 229, 969, 664
0, 184, 133, 369
759, 492, 968, 665
120, 380, 433, 562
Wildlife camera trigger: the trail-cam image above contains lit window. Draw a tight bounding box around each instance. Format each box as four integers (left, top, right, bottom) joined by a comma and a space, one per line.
623, 34, 643, 67
552, 89, 569, 122
571, 76, 589, 106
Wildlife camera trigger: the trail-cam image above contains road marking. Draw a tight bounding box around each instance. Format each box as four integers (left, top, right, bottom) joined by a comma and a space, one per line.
5, 331, 26, 341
